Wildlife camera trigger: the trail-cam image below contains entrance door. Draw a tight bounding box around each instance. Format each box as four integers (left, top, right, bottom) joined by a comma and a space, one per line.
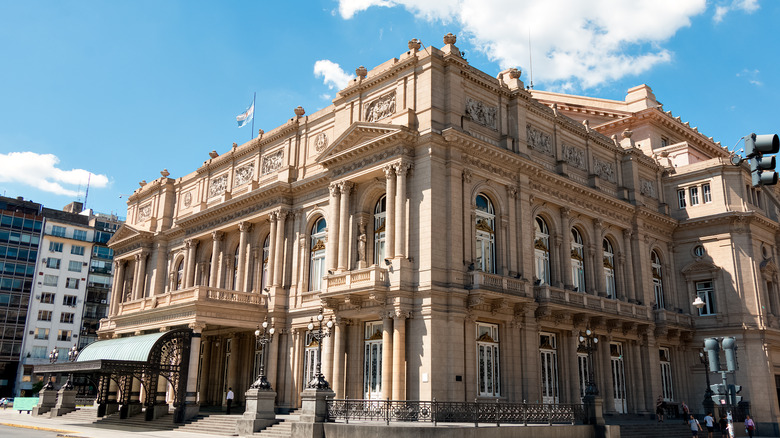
539, 333, 559, 404
364, 322, 383, 400
611, 343, 627, 413
303, 332, 319, 388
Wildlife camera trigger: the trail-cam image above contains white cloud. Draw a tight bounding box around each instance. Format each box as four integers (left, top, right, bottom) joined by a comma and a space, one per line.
737, 68, 762, 86
337, 0, 710, 89
314, 60, 354, 91
713, 0, 760, 23
0, 151, 109, 196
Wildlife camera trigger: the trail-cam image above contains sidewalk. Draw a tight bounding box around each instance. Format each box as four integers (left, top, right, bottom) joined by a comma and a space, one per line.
0, 409, 214, 438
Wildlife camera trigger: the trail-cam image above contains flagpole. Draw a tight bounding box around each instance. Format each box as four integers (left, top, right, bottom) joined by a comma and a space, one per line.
251, 92, 256, 140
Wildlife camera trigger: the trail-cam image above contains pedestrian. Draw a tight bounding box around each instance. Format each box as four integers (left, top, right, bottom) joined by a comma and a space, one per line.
656, 395, 666, 422
745, 415, 756, 438
690, 415, 703, 437
681, 401, 690, 423
719, 414, 728, 436
704, 412, 715, 438
226, 387, 234, 415
1, 397, 6, 409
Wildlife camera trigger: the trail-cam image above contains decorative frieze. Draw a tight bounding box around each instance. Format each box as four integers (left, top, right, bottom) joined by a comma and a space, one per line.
561, 144, 585, 169
208, 174, 228, 198
526, 125, 552, 155
261, 150, 284, 175
640, 178, 656, 198
137, 203, 152, 223
234, 163, 254, 187
465, 97, 497, 130
593, 157, 616, 183
364, 92, 396, 122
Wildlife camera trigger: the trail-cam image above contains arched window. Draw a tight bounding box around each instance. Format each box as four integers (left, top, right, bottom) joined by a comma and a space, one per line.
475, 194, 496, 274
652, 250, 664, 309
603, 238, 616, 299
571, 228, 585, 292
261, 235, 270, 292
374, 196, 386, 264
309, 218, 327, 292
534, 217, 551, 285
232, 245, 240, 290
175, 259, 184, 290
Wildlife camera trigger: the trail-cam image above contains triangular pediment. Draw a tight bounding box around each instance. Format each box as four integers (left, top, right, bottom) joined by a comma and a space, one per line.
107, 224, 153, 248
760, 259, 779, 276
316, 122, 415, 166
681, 260, 720, 278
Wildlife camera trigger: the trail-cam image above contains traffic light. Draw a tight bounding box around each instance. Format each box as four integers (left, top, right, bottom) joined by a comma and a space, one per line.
722, 337, 738, 372
729, 384, 743, 405
745, 133, 780, 187
704, 338, 721, 372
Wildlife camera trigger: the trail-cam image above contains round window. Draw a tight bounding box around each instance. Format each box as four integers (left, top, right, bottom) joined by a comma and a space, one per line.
693, 245, 705, 257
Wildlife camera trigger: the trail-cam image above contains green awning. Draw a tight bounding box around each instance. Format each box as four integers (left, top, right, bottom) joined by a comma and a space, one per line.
76, 331, 168, 362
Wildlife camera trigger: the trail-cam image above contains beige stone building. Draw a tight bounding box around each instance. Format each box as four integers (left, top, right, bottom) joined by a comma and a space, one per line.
101, 34, 780, 431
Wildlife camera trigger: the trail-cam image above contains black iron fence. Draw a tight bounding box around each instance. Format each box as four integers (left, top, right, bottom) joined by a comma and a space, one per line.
326, 398, 586, 426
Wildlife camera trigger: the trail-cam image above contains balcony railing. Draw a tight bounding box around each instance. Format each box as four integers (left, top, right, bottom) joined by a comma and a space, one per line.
118, 286, 266, 315
325, 265, 389, 294
467, 271, 529, 297
653, 308, 693, 326
535, 285, 652, 320
327, 398, 585, 426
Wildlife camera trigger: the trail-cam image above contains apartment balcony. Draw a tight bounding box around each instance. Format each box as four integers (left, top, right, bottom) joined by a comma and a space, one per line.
653, 308, 693, 327
534, 284, 653, 323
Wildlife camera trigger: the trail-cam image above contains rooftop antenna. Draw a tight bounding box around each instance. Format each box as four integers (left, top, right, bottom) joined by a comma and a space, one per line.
83, 173, 91, 212
527, 29, 534, 90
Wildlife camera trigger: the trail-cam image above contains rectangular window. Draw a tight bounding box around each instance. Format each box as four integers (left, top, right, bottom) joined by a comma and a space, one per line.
57, 330, 72, 342
34, 328, 49, 340
660, 348, 674, 401
677, 190, 686, 209
40, 292, 55, 304
689, 186, 699, 205
43, 274, 58, 287
661, 137, 669, 147
757, 190, 763, 209
65, 278, 79, 289
72, 229, 87, 241
49, 241, 63, 253
476, 323, 500, 397
37, 310, 52, 321
68, 260, 82, 272
696, 280, 716, 315
51, 225, 66, 237
46, 258, 61, 269
63, 295, 77, 306
60, 312, 74, 324
703, 183, 712, 203
31, 346, 47, 359
71, 245, 85, 256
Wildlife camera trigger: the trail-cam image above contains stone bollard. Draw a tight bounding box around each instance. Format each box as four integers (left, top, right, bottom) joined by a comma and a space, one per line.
49, 385, 77, 417
291, 388, 335, 438
32, 387, 58, 416
236, 388, 277, 436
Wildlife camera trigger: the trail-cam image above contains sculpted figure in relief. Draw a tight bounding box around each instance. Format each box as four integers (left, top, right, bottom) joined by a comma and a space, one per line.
562, 144, 585, 169
262, 150, 284, 175
465, 97, 497, 130
209, 174, 228, 198
234, 163, 254, 187
183, 191, 192, 208
640, 179, 656, 197
357, 222, 367, 262
526, 125, 552, 155
593, 158, 616, 182
364, 92, 396, 122
137, 204, 152, 222
315, 132, 328, 152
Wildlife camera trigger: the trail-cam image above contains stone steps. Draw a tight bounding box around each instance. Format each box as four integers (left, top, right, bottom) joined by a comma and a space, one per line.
252, 412, 296, 438
173, 413, 240, 436
617, 421, 695, 438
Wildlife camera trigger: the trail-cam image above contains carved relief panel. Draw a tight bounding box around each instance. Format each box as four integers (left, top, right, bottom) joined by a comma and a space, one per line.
592, 157, 616, 183
364, 92, 396, 122
261, 149, 284, 175
526, 125, 552, 155
640, 178, 656, 198
209, 174, 228, 198
561, 144, 586, 169
137, 203, 152, 223
465, 97, 497, 130
234, 163, 254, 187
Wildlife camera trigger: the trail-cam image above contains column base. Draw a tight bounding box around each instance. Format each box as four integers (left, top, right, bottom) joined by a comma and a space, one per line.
32, 388, 58, 416
298, 388, 335, 423
237, 389, 277, 435
583, 395, 605, 426
145, 404, 169, 421
50, 388, 77, 417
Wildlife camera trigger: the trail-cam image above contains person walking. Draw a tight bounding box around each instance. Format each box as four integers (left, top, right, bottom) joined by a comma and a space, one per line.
745, 415, 756, 438
719, 414, 728, 437
226, 387, 234, 415
690, 415, 703, 437
681, 401, 690, 424
656, 395, 667, 422
704, 412, 715, 438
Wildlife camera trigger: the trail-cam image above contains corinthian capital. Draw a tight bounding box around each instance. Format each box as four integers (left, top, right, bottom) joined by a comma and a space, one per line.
339, 181, 355, 195
211, 231, 224, 241
329, 183, 341, 197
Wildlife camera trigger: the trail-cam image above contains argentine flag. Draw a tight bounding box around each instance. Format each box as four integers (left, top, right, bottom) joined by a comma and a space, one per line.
236, 101, 254, 128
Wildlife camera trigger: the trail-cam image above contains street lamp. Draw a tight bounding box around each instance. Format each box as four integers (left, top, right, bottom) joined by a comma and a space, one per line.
578, 329, 599, 396
250, 318, 275, 390
48, 348, 59, 364
699, 349, 715, 414
306, 309, 333, 389
692, 296, 705, 313
62, 345, 79, 390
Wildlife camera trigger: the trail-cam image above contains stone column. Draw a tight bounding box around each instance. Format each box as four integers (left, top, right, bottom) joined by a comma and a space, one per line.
266, 328, 280, 392
394, 164, 409, 258
384, 166, 396, 260
208, 231, 223, 288
110, 260, 126, 316
508, 187, 519, 275
251, 246, 261, 293
593, 219, 605, 296
133, 252, 148, 300
227, 334, 239, 397
616, 254, 627, 301
392, 312, 407, 400
273, 211, 286, 287
267, 214, 278, 287
321, 325, 334, 385
560, 208, 573, 289
236, 221, 251, 292
327, 183, 340, 271
569, 329, 582, 403
153, 241, 167, 295
338, 182, 353, 271
599, 334, 615, 413
185, 239, 197, 288
623, 230, 636, 302
381, 314, 393, 399
199, 338, 212, 404
331, 319, 346, 398
181, 323, 204, 421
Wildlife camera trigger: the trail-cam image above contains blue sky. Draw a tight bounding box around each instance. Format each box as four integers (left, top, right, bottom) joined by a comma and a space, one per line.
0, 0, 778, 218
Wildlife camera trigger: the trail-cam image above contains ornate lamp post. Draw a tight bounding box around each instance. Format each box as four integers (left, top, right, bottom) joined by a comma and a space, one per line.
250, 318, 275, 390
62, 345, 79, 390
45, 348, 59, 389
579, 329, 599, 396
699, 349, 715, 414
306, 309, 333, 389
